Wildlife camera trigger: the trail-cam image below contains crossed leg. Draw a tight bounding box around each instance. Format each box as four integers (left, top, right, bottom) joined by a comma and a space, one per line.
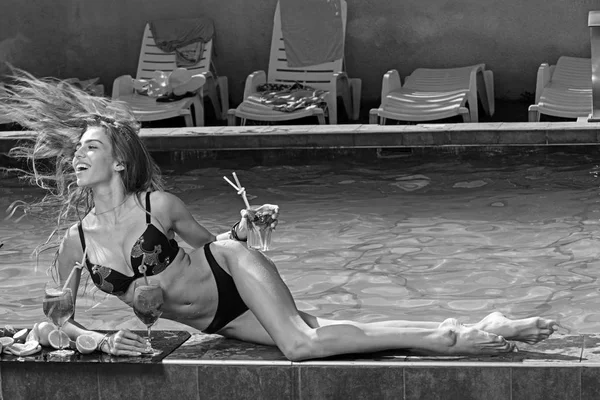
213, 242, 525, 360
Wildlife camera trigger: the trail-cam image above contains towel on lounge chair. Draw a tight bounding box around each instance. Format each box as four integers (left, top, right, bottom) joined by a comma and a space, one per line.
279, 0, 344, 67
249, 82, 329, 113
149, 17, 215, 67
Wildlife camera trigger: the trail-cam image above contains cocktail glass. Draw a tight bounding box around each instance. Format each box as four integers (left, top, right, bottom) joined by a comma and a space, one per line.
42, 283, 75, 357
132, 281, 164, 356
245, 205, 274, 251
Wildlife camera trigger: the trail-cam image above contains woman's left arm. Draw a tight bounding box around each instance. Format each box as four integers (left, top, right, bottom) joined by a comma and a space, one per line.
156, 191, 238, 248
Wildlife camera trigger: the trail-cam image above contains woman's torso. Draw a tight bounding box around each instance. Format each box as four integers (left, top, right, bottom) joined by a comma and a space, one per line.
78, 192, 220, 330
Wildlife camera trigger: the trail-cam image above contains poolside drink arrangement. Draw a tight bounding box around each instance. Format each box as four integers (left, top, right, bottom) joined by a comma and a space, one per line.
246, 206, 274, 251
223, 172, 275, 251
132, 281, 164, 355
42, 283, 75, 356
42, 288, 73, 327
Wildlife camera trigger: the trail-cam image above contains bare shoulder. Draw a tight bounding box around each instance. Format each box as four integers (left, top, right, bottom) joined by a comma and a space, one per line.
148, 190, 185, 209
207, 240, 248, 266
63, 223, 82, 248
57, 223, 84, 269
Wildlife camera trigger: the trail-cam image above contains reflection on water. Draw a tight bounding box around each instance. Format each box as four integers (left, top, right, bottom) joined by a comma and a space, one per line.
2, 151, 600, 334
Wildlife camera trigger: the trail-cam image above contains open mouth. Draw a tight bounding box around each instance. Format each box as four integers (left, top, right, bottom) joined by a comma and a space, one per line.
75, 164, 90, 172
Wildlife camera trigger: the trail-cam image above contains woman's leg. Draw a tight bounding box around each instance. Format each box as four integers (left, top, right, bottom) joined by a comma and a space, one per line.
300, 312, 558, 345
212, 241, 514, 361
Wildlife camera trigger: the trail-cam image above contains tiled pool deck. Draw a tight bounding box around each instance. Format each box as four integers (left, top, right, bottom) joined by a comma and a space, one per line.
2, 121, 600, 400
2, 332, 600, 400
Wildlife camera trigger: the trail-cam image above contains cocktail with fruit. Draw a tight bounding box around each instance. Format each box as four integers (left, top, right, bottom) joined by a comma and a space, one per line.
42, 283, 75, 356
132, 281, 164, 355
245, 204, 278, 251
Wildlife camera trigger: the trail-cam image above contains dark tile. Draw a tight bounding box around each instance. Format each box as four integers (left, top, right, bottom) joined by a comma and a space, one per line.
298, 365, 403, 400
260, 133, 309, 148
448, 130, 498, 145
306, 133, 356, 148
197, 365, 294, 400
402, 131, 451, 146
167, 334, 288, 361
513, 334, 583, 363
582, 367, 600, 400
497, 130, 547, 144
98, 364, 197, 400
2, 362, 99, 400
512, 367, 580, 400
353, 132, 405, 147
404, 366, 510, 400
547, 129, 597, 144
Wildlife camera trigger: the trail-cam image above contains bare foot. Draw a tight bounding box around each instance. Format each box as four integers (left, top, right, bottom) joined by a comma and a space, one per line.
472, 312, 558, 344
434, 318, 516, 355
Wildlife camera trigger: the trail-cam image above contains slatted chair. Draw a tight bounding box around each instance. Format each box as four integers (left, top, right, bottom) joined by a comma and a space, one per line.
370, 64, 495, 124
227, 0, 361, 126
528, 56, 591, 122
112, 23, 228, 126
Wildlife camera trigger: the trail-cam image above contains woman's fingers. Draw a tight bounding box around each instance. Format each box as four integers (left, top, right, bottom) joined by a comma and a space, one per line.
106, 329, 152, 356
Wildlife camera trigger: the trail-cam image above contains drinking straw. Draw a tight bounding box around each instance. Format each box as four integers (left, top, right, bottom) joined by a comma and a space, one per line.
62, 247, 87, 292
232, 172, 242, 191
223, 173, 251, 209
137, 265, 150, 285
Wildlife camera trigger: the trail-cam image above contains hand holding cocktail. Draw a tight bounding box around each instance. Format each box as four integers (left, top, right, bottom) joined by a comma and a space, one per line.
240, 204, 279, 251
223, 172, 279, 251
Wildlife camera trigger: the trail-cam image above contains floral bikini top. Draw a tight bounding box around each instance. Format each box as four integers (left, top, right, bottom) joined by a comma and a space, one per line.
77, 192, 180, 296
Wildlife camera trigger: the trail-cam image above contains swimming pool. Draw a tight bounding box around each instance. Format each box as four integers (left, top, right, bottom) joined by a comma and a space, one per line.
1, 148, 599, 335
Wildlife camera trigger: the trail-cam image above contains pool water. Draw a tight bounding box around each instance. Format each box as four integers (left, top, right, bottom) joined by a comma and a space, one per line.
2, 150, 600, 334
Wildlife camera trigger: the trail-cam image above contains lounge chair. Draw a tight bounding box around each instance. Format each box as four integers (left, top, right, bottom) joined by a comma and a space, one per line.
528, 56, 591, 122
112, 22, 228, 126
227, 0, 361, 125
369, 64, 495, 124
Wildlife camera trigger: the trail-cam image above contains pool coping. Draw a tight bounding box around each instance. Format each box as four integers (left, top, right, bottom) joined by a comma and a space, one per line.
2, 122, 600, 155
3, 333, 600, 399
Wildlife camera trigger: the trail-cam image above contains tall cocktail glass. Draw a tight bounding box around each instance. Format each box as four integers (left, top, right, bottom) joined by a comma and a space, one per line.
42, 283, 75, 356
132, 281, 164, 356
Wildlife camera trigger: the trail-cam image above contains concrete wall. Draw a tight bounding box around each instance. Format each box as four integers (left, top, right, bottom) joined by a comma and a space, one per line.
0, 0, 595, 110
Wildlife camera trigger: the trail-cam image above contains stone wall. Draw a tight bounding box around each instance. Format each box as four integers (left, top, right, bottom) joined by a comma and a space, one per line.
0, 0, 595, 110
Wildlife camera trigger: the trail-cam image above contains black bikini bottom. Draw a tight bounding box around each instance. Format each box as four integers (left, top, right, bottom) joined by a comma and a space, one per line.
202, 243, 249, 334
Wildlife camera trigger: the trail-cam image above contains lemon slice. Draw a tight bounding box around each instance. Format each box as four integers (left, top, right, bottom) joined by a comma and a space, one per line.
47, 330, 70, 350
76, 335, 98, 354
37, 322, 57, 347
13, 328, 28, 343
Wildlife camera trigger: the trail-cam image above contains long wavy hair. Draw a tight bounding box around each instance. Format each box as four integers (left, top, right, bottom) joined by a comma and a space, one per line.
1, 68, 165, 263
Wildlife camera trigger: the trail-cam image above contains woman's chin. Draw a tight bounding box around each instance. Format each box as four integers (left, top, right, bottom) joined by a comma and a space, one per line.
75, 178, 90, 187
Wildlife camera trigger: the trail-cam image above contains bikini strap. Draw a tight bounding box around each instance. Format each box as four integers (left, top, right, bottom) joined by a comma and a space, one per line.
77, 222, 86, 252
145, 191, 151, 224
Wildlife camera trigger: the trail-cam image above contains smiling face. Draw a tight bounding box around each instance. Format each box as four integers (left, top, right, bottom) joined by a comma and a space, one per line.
72, 126, 124, 187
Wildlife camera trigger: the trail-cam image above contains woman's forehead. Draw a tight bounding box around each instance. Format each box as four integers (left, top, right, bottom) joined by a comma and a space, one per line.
80, 126, 107, 142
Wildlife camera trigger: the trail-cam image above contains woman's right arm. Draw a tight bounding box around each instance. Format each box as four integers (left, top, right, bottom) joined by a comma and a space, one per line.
55, 225, 150, 356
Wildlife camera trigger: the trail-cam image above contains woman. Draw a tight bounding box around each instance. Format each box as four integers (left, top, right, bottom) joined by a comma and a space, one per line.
2, 71, 558, 361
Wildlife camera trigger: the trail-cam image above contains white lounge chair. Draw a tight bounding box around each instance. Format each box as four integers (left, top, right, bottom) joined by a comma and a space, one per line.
369, 64, 494, 124
112, 23, 228, 126
528, 56, 591, 122
227, 0, 361, 125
